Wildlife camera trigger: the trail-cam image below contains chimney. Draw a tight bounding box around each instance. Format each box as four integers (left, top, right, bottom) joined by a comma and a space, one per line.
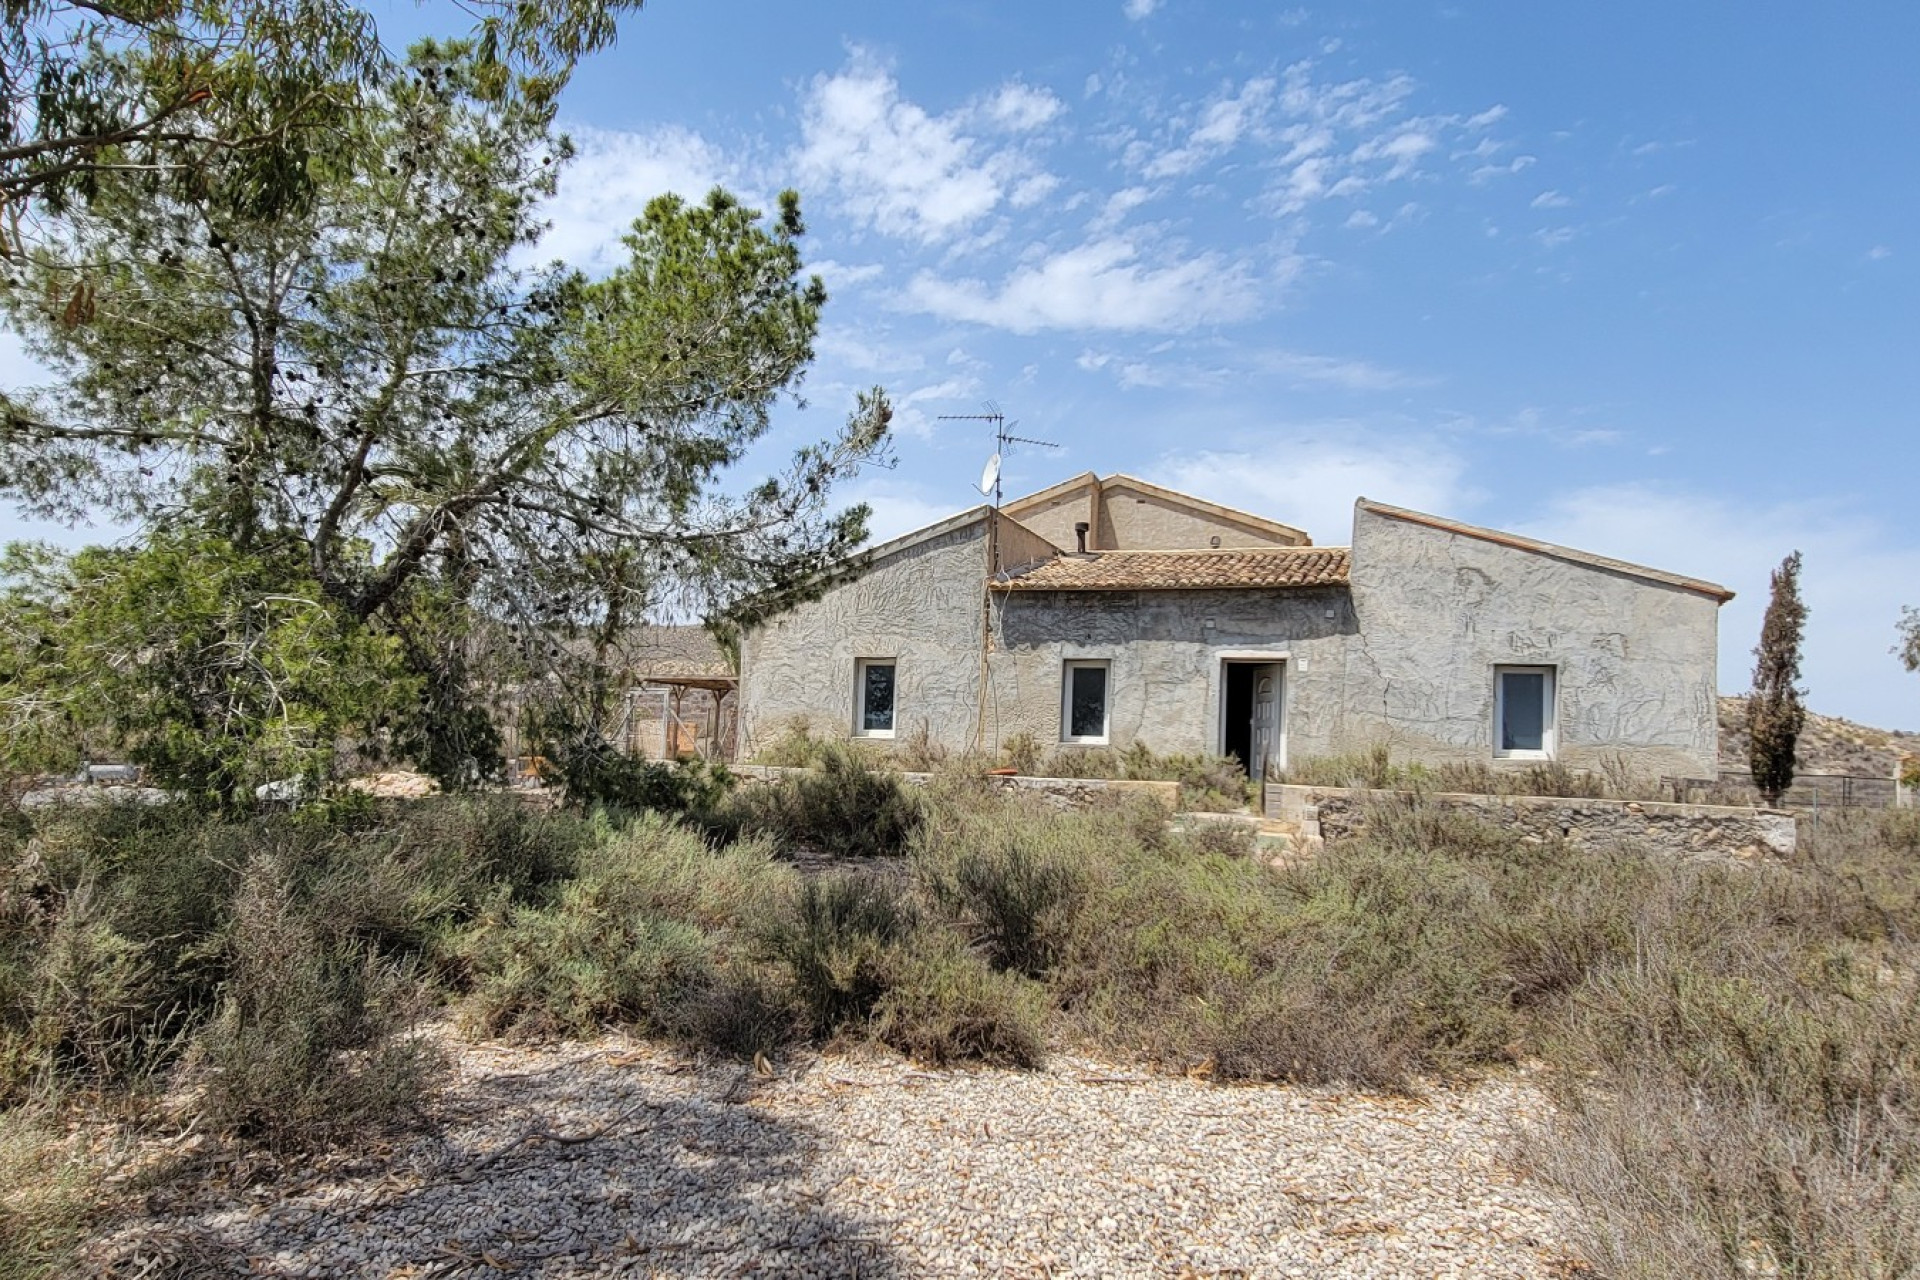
1073, 522, 1090, 554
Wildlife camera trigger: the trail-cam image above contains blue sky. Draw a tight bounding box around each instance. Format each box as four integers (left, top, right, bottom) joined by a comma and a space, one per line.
6, 1, 1918, 728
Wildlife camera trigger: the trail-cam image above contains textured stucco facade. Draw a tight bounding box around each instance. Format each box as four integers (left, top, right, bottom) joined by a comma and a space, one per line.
989, 586, 1354, 760
1003, 473, 1308, 552
738, 512, 992, 754
738, 485, 1727, 780
1332, 503, 1722, 777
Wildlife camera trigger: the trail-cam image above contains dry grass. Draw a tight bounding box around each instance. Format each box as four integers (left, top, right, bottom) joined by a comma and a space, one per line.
1529, 807, 1920, 1278
0, 1108, 96, 1280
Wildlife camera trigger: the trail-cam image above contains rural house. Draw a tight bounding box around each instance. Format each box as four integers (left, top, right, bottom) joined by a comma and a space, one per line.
738, 473, 1732, 781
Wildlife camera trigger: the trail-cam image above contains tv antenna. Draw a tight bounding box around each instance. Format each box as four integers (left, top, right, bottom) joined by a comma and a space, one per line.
938, 403, 1059, 508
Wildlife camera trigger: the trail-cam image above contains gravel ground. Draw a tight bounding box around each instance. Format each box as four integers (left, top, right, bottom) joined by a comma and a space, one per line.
83, 1033, 1583, 1278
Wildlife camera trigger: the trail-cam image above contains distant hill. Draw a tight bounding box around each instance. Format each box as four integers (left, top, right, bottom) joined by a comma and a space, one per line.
1718, 695, 1920, 780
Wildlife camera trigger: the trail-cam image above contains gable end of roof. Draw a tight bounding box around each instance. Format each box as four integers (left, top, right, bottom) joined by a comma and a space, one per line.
1356, 499, 1735, 603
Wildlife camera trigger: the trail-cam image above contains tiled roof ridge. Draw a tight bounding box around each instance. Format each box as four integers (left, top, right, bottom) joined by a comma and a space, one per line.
995, 545, 1351, 592
1069, 544, 1347, 556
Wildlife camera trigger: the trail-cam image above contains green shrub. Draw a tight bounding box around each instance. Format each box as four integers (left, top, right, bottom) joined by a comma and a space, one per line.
2, 805, 242, 1100
998, 732, 1042, 776
452, 816, 751, 1038
752, 717, 831, 768
915, 802, 1092, 978
557, 748, 737, 816
723, 741, 926, 857
460, 903, 716, 1041
757, 872, 917, 1035
873, 941, 1048, 1068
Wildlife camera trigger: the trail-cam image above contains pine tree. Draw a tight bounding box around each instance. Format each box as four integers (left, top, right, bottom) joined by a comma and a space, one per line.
1748, 551, 1808, 807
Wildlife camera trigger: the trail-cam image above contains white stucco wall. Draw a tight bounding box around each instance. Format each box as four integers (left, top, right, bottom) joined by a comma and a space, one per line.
1337, 503, 1722, 778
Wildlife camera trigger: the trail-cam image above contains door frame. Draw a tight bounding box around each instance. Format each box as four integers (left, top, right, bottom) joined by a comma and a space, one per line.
1213, 651, 1290, 780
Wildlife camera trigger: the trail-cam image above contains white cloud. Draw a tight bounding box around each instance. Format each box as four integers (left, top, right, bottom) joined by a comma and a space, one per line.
902, 237, 1266, 334
849, 478, 976, 546
1533, 226, 1578, 249
796, 53, 1056, 244
1471, 153, 1536, 184
892, 377, 982, 441
1869, 245, 1894, 261
1143, 77, 1278, 179
979, 82, 1064, 132
1123, 0, 1161, 19
1077, 344, 1424, 393
533, 124, 738, 274
807, 259, 886, 289
1253, 349, 1426, 391
814, 327, 925, 374
1153, 437, 1472, 547
1530, 189, 1572, 209
1090, 184, 1159, 232
1513, 485, 1920, 727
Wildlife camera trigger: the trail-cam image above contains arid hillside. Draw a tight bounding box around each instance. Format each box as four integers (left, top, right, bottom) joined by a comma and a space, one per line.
1719, 695, 1920, 778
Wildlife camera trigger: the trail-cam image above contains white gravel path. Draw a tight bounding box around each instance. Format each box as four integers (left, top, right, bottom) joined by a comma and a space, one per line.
84, 1033, 1584, 1278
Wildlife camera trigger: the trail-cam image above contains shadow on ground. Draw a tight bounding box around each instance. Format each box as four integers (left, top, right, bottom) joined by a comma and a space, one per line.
85, 1045, 900, 1278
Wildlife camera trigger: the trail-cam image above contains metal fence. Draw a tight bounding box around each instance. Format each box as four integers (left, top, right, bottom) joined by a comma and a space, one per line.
1682, 770, 1910, 810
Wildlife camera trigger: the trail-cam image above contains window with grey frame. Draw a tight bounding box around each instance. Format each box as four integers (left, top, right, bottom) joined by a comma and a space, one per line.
856, 658, 896, 737
1494, 665, 1555, 758
1061, 660, 1110, 744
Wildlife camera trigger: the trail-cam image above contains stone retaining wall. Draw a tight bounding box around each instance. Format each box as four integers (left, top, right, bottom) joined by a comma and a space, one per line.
732, 765, 1180, 813
1266, 782, 1796, 860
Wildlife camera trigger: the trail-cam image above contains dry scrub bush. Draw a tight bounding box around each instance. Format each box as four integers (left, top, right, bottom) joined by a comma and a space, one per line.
0, 1107, 96, 1280
721, 740, 926, 858
191, 853, 443, 1145
913, 798, 1095, 979
756, 872, 918, 1035
872, 939, 1048, 1069
453, 815, 792, 1040
1276, 746, 1675, 802
909, 783, 1675, 1090
1532, 813, 1920, 1279
1004, 739, 1255, 811
0, 796, 590, 1142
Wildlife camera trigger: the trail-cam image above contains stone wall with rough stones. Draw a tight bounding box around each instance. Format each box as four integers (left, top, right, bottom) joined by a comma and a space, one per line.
1267, 782, 1797, 860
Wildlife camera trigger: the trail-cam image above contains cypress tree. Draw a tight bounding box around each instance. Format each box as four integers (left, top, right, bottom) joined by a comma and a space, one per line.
1748, 551, 1808, 808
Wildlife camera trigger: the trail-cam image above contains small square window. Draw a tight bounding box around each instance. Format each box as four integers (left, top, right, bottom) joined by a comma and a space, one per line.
856, 659, 896, 737
1061, 660, 1110, 744
1495, 665, 1555, 758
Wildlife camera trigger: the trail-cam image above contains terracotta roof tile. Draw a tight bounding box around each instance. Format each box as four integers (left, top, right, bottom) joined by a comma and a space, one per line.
994, 546, 1350, 592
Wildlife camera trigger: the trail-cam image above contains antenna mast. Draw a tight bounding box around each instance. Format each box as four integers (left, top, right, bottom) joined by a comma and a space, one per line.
938, 405, 1062, 754
938, 403, 1059, 508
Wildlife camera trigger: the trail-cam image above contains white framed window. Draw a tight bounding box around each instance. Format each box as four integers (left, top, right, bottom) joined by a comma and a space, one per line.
1494, 665, 1556, 759
855, 659, 896, 737
1061, 660, 1110, 744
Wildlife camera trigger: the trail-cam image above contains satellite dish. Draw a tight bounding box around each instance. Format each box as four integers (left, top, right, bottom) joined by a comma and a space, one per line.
978, 452, 1002, 496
